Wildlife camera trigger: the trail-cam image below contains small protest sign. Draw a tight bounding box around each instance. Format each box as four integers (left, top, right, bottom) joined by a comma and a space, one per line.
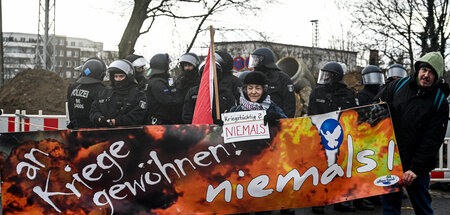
221, 110, 270, 143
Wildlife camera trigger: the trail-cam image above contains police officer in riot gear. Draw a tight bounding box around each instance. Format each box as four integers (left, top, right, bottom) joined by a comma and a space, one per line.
308, 62, 358, 115
125, 54, 148, 90
357, 65, 385, 105
216, 50, 243, 102
308, 62, 359, 213
67, 58, 107, 129
90, 59, 147, 127
248, 47, 295, 118
175, 53, 201, 103
386, 63, 408, 84
146, 53, 183, 125
182, 61, 237, 124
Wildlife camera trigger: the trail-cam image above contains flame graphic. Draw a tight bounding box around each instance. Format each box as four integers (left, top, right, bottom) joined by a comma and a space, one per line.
1, 104, 402, 214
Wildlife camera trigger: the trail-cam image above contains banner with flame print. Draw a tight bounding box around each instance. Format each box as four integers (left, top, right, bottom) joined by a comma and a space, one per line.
0, 103, 402, 214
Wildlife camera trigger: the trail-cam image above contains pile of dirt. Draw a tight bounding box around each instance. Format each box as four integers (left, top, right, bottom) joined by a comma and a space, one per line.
0, 69, 70, 115
344, 70, 363, 92
0, 68, 363, 116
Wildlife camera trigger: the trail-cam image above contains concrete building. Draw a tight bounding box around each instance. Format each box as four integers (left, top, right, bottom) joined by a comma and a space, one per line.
2, 32, 117, 81
215, 41, 358, 75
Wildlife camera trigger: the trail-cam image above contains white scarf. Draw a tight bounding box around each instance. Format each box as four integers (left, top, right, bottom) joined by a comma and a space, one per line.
239, 91, 271, 111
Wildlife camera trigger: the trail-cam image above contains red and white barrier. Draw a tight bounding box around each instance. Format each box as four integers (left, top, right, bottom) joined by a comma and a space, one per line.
431, 138, 450, 182
0, 109, 69, 133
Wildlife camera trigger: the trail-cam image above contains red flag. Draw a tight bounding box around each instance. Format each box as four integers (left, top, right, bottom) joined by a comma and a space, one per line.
192, 46, 214, 124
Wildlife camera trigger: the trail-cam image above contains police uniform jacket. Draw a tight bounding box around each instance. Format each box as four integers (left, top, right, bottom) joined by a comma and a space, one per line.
146, 74, 183, 124
308, 83, 358, 115
264, 70, 296, 118
90, 85, 147, 127
67, 82, 105, 129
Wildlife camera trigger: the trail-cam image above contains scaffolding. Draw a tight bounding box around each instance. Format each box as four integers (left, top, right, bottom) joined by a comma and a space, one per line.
35, 0, 56, 72
310, 20, 319, 48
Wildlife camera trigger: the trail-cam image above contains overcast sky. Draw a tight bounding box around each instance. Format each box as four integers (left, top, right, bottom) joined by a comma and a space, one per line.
2, 0, 352, 59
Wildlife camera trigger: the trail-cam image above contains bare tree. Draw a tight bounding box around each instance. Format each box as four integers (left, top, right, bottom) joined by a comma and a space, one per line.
351, 0, 449, 71
118, 0, 267, 58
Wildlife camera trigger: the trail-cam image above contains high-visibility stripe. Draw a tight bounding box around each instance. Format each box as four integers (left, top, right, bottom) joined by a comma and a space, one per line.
8, 117, 15, 132
44, 118, 58, 131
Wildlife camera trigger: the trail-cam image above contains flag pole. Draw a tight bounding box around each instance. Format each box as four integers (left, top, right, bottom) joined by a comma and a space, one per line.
209, 25, 220, 120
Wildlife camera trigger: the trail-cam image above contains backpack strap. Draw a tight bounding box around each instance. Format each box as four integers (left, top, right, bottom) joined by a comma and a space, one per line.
394, 77, 410, 95
434, 88, 445, 111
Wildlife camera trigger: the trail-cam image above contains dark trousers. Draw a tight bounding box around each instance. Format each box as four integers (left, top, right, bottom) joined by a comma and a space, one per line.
381, 174, 433, 215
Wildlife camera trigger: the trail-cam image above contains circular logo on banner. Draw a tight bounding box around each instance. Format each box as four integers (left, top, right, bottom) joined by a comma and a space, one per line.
319, 119, 343, 150
374, 175, 400, 186
245, 56, 254, 71
233, 56, 245, 71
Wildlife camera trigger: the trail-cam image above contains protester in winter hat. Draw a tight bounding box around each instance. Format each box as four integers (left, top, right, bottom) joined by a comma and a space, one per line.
378, 51, 449, 215
229, 71, 287, 126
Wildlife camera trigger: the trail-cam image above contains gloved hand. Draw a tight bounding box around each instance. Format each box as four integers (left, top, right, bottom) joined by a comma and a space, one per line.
97, 116, 109, 127
264, 112, 281, 127
213, 118, 224, 126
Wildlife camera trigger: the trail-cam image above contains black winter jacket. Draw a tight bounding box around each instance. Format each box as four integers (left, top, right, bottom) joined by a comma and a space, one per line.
90, 86, 147, 127
377, 77, 449, 176
146, 74, 183, 124
264, 70, 296, 118
357, 85, 382, 105
220, 71, 243, 102
67, 82, 105, 129
308, 83, 358, 115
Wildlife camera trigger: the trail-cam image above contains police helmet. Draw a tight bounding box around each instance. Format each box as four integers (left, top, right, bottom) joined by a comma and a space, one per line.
179, 53, 200, 69
108, 59, 136, 86
387, 64, 408, 80
216, 51, 234, 71
317, 62, 344, 84
125, 54, 147, 69
361, 65, 385, 85
76, 58, 107, 84
149, 53, 170, 76
198, 60, 222, 78
248, 47, 280, 70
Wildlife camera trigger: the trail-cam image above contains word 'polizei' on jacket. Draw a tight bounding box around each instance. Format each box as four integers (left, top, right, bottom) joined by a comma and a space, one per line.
67, 81, 105, 128
378, 72, 449, 176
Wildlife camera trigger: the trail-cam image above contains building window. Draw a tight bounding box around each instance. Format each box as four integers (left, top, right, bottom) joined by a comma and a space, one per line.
67, 50, 72, 57
71, 41, 75, 46
74, 51, 79, 57
59, 39, 64, 45
59, 50, 64, 56
66, 71, 72, 78
66, 61, 72, 67
20, 37, 25, 42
